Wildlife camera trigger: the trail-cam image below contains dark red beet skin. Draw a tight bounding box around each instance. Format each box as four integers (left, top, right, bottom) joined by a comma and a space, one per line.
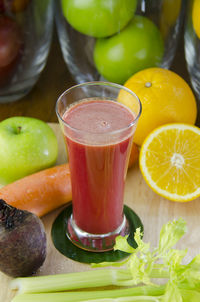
0, 199, 46, 277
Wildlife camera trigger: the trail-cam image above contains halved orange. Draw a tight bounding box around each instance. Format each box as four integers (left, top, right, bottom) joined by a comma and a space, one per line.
139, 123, 200, 202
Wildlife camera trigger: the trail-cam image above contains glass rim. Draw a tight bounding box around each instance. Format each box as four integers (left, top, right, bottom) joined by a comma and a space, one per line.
56, 81, 142, 136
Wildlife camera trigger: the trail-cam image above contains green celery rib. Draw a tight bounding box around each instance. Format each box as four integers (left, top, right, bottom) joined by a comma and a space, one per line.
10, 269, 132, 294
11, 285, 165, 302
81, 298, 161, 302
149, 269, 169, 279
11, 268, 170, 295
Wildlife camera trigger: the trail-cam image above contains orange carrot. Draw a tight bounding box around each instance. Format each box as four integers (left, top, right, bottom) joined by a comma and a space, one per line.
0, 164, 72, 217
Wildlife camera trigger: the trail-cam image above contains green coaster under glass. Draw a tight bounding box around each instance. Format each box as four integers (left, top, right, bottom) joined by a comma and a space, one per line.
51, 204, 143, 264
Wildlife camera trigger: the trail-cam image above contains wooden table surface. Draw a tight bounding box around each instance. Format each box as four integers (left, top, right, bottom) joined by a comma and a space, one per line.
1, 123, 200, 302
0, 27, 199, 125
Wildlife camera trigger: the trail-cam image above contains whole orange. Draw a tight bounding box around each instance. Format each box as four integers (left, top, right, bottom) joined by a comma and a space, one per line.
120, 68, 197, 146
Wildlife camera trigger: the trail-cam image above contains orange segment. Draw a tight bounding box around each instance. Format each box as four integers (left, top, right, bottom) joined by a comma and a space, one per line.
139, 123, 200, 202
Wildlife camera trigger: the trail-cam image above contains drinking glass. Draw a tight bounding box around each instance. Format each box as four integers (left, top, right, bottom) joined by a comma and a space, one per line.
185, 0, 200, 103
0, 0, 53, 103
56, 82, 141, 252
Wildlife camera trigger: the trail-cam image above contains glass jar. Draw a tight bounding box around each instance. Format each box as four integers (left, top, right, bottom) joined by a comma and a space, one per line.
185, 0, 200, 102
55, 0, 185, 85
0, 0, 53, 103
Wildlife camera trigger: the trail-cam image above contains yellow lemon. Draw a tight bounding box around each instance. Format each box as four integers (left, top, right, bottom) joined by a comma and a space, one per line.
192, 0, 200, 39
139, 123, 200, 202
120, 68, 197, 146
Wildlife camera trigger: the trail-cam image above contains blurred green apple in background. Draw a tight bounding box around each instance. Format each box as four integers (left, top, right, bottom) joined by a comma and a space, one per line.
61, 0, 137, 38
94, 15, 164, 84
0, 117, 58, 185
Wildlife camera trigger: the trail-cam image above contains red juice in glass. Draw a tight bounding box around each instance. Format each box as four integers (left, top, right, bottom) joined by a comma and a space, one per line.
56, 82, 141, 252
63, 99, 135, 235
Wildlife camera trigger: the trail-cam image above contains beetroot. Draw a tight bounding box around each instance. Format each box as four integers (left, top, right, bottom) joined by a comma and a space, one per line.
0, 199, 46, 277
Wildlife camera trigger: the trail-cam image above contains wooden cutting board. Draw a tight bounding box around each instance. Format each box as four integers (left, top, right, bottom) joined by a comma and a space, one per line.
1, 123, 200, 302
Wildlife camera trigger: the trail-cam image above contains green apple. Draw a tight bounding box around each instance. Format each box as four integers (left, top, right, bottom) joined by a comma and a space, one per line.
94, 15, 164, 84
0, 117, 58, 185
61, 0, 137, 38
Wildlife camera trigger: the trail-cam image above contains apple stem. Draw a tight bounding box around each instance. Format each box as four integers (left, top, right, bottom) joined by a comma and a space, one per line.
17, 126, 22, 134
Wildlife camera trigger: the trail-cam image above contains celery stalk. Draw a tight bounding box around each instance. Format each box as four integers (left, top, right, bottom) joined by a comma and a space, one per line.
81, 298, 161, 302
10, 268, 169, 295
11, 285, 165, 302
11, 269, 132, 294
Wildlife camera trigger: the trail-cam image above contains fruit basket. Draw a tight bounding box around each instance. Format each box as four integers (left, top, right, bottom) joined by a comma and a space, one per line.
55, 0, 185, 85
0, 0, 53, 103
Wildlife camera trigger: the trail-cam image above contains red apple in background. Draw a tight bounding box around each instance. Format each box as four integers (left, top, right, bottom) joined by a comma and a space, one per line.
10, 0, 30, 13
0, 0, 30, 13
0, 15, 23, 86
0, 16, 21, 67
0, 0, 5, 13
